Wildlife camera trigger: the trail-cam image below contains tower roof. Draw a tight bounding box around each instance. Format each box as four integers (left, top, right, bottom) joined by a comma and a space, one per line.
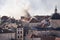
51, 6, 60, 19
55, 6, 57, 13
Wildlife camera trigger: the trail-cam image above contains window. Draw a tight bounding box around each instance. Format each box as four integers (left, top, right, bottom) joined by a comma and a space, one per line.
20, 36, 22, 38
18, 36, 19, 38
6, 26, 8, 27
18, 31, 19, 34
20, 31, 22, 34
18, 31, 22, 34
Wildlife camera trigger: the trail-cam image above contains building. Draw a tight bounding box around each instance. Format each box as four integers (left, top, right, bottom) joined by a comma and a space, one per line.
51, 6, 60, 28
15, 24, 24, 40
51, 6, 60, 19
34, 15, 51, 21
25, 29, 56, 40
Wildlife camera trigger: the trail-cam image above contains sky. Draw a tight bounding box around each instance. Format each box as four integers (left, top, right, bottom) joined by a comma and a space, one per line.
0, 0, 60, 19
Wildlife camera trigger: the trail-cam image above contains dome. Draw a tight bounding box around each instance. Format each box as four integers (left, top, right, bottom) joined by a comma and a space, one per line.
51, 13, 60, 19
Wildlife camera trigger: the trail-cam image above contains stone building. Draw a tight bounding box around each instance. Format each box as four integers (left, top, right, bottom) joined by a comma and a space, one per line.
51, 6, 60, 28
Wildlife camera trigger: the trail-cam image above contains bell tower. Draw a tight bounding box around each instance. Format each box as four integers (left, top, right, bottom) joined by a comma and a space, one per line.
55, 6, 57, 13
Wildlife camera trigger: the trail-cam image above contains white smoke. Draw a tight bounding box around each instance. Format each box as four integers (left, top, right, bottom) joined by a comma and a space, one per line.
0, 0, 31, 19
0, 0, 60, 19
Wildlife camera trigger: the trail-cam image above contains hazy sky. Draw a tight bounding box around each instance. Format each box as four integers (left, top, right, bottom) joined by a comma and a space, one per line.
0, 0, 60, 19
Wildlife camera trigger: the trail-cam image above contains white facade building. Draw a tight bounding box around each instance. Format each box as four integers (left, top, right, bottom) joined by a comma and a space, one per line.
15, 24, 24, 40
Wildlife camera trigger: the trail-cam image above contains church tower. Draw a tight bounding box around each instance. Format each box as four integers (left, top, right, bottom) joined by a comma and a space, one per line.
55, 6, 57, 13
51, 6, 60, 28
51, 6, 60, 19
